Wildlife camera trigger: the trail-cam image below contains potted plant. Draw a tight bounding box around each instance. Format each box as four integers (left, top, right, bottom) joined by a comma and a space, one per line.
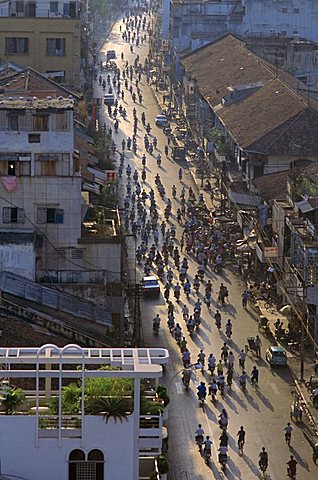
1, 386, 25, 414
149, 471, 158, 480
156, 455, 169, 475
88, 396, 131, 423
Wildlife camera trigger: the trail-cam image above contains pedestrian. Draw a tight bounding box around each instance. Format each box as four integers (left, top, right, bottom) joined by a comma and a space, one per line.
163, 93, 166, 104
255, 335, 262, 357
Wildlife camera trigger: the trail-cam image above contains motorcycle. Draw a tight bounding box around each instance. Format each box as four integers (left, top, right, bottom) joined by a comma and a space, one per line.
203, 449, 211, 465
174, 290, 181, 302
182, 370, 191, 390
219, 453, 227, 471
153, 322, 159, 335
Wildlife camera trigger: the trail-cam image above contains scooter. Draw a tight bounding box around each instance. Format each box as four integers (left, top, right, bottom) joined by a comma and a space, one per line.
152, 322, 160, 335
219, 453, 227, 471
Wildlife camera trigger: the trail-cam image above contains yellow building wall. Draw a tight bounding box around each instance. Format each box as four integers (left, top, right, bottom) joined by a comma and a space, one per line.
0, 18, 80, 87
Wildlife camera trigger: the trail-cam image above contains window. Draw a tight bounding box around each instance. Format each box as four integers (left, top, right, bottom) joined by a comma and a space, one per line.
25, 1, 36, 17
33, 114, 49, 131
8, 161, 16, 176
5, 37, 29, 54
8, 114, 19, 131
52, 111, 68, 131
37, 207, 64, 224
19, 160, 31, 176
50, 1, 58, 13
294, 8, 299, 13
15, 1, 25, 14
3, 207, 25, 224
28, 133, 41, 143
39, 161, 56, 176
282, 7, 287, 13
69, 449, 104, 480
63, 2, 76, 17
46, 38, 65, 56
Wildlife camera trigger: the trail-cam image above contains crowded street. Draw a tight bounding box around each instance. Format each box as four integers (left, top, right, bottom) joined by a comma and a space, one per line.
94, 5, 316, 479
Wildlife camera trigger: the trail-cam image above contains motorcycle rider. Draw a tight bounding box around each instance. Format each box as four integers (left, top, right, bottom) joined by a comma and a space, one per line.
203, 436, 212, 458
197, 349, 206, 370
197, 382, 207, 402
215, 310, 222, 328
284, 423, 293, 444
238, 349, 246, 369
237, 426, 246, 451
208, 353, 216, 374
225, 319, 232, 339
209, 379, 218, 400
258, 447, 268, 472
251, 366, 259, 387
153, 314, 160, 333
287, 455, 297, 478
195, 424, 204, 448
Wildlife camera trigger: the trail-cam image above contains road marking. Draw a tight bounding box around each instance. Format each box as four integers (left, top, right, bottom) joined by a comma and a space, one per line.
270, 383, 279, 395
175, 380, 183, 394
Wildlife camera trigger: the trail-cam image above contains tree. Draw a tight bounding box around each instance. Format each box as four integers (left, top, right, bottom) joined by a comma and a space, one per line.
1, 386, 25, 414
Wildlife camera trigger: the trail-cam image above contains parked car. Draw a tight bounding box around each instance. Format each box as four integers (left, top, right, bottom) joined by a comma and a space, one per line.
142, 276, 160, 297
155, 114, 168, 127
106, 50, 116, 60
266, 346, 287, 366
104, 94, 115, 106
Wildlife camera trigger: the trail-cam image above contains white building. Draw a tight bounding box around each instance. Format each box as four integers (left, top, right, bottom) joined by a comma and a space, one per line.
170, 0, 318, 79
0, 344, 169, 480
0, 95, 83, 276
0, 0, 79, 18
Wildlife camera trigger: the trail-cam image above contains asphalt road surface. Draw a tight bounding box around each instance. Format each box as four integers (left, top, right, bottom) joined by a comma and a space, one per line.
95, 12, 316, 480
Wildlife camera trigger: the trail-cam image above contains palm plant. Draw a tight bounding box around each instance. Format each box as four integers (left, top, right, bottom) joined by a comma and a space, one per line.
89, 397, 130, 423
1, 386, 25, 414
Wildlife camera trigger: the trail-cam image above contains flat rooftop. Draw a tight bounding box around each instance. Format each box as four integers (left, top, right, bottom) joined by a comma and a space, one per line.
0, 344, 169, 379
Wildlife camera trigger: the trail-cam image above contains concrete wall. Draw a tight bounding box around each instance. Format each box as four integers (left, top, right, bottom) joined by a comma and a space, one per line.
0, 415, 135, 480
0, 242, 35, 279
172, 0, 318, 57
0, 17, 80, 86
242, 0, 318, 41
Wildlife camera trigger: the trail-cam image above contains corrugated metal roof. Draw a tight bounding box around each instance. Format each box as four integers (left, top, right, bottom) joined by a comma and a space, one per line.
0, 272, 112, 327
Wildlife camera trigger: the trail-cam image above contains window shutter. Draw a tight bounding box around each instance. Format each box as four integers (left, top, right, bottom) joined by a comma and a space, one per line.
55, 208, 64, 224
37, 207, 47, 224
3, 207, 11, 223
17, 208, 25, 223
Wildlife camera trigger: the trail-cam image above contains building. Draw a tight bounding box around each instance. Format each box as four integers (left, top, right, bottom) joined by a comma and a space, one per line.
245, 35, 318, 89
0, 0, 81, 87
169, 0, 318, 80
181, 35, 318, 191
0, 344, 170, 480
0, 68, 122, 284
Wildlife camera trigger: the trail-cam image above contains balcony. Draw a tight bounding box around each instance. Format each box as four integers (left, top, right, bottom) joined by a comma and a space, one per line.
139, 415, 163, 452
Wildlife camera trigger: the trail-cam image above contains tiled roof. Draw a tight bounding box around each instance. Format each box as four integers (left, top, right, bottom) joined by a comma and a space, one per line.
253, 170, 290, 202
218, 79, 318, 152
182, 34, 275, 108
182, 34, 318, 154
253, 163, 318, 202
0, 67, 80, 99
